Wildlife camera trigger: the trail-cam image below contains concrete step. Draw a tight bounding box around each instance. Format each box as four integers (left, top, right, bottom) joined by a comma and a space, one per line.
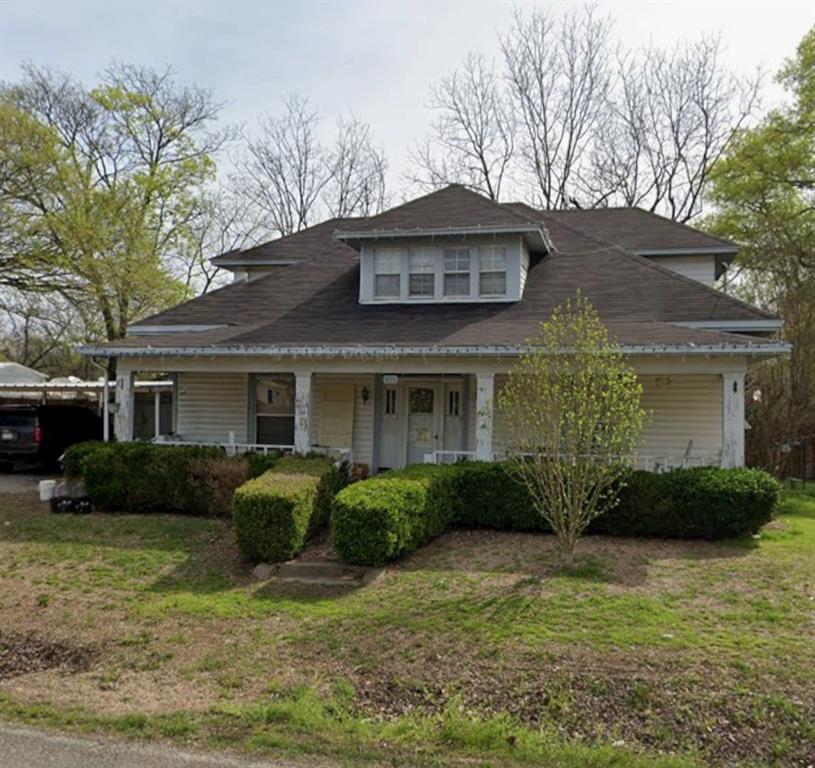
253, 560, 384, 586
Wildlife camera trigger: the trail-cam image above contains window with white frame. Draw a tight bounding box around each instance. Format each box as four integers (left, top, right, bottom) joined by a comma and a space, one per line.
443, 248, 471, 297
479, 246, 507, 297
374, 249, 403, 298
408, 250, 435, 297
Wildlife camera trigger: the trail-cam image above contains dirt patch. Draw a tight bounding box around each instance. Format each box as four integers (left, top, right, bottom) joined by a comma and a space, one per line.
346, 648, 815, 768
294, 527, 337, 563
0, 631, 97, 679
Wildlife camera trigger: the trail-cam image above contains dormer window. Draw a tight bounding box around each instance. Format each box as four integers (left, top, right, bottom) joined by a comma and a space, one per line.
479, 247, 507, 297
443, 248, 471, 297
374, 249, 403, 299
408, 250, 435, 297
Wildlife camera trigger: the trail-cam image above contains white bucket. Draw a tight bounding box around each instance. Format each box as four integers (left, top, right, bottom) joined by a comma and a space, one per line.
38, 480, 57, 502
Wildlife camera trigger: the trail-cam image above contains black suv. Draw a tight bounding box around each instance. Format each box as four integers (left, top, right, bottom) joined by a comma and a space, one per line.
0, 404, 102, 470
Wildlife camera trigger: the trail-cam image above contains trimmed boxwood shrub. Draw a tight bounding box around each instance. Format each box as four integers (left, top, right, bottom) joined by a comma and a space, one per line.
62, 443, 347, 520
593, 467, 782, 539
67, 442, 237, 516
332, 462, 781, 564
332, 464, 457, 566
446, 461, 549, 532
233, 472, 320, 562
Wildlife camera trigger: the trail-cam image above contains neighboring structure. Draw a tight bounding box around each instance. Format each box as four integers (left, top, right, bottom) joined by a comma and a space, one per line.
80, 185, 789, 472
0, 362, 48, 384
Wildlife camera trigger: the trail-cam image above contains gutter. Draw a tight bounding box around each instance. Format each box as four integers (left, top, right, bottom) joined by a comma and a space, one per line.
335, 224, 544, 240
634, 246, 739, 256
673, 320, 782, 332
128, 324, 230, 336
77, 342, 792, 359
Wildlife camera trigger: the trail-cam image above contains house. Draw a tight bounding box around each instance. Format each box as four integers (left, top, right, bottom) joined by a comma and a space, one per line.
80, 185, 788, 472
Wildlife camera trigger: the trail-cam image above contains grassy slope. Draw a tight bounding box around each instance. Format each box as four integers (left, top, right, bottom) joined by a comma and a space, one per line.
0, 490, 813, 767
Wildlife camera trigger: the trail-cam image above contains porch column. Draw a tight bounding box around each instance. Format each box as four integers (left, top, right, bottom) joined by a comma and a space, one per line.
154, 389, 162, 438
475, 372, 495, 461
721, 372, 745, 468
114, 368, 135, 442
294, 371, 313, 455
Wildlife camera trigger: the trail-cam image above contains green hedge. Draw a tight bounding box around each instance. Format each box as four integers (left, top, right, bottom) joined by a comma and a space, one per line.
233, 472, 320, 563
332, 465, 458, 566
64, 441, 243, 516
593, 467, 782, 539
331, 462, 781, 565
62, 443, 346, 520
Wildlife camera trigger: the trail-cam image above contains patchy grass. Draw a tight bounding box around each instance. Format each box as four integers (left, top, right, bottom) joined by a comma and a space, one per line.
0, 490, 813, 767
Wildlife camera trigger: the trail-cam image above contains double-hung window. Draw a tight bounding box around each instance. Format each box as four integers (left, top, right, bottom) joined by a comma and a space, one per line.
374, 249, 403, 299
408, 250, 435, 297
479, 246, 507, 297
443, 248, 471, 297
255, 375, 295, 446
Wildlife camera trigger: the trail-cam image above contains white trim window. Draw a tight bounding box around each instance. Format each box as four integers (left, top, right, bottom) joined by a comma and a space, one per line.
479, 246, 507, 297
374, 249, 403, 299
408, 250, 435, 297
444, 248, 471, 297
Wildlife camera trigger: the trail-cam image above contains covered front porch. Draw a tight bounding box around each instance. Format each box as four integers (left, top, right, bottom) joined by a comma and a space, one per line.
109, 353, 748, 472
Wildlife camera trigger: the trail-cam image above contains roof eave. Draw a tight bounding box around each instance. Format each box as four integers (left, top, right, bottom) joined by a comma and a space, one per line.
77, 342, 792, 359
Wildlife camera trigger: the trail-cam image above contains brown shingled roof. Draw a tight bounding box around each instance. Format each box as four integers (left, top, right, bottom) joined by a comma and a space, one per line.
95, 185, 778, 356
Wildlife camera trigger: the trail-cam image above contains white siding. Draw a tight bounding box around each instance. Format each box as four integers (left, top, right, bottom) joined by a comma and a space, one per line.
650, 254, 717, 287
312, 374, 375, 467
176, 372, 248, 443
639, 374, 722, 460
490, 373, 722, 462
519, 240, 530, 296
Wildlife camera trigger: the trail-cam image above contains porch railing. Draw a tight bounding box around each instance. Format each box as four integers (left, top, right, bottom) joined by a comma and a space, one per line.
423, 449, 721, 472
152, 435, 352, 463
423, 449, 477, 464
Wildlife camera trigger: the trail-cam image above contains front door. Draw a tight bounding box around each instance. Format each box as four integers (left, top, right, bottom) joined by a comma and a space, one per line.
406, 385, 437, 464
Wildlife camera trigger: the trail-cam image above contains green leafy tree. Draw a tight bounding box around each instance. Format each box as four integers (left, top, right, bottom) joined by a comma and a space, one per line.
706, 28, 815, 472
497, 294, 647, 557
0, 64, 227, 372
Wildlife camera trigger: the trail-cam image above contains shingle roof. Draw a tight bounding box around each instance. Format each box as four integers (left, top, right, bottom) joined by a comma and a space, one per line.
339, 184, 535, 233
89, 185, 779, 357
506, 204, 737, 253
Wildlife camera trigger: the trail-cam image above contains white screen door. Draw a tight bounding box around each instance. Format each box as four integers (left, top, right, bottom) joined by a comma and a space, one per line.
406, 385, 436, 464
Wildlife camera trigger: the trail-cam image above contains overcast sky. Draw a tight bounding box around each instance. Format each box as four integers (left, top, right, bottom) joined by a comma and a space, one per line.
1, 0, 813, 189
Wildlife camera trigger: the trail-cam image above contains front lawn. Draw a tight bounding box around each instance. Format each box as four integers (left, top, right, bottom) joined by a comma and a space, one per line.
0, 490, 813, 767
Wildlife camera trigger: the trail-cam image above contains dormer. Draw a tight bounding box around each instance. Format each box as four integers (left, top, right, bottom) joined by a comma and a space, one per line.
334, 185, 550, 304
337, 229, 548, 304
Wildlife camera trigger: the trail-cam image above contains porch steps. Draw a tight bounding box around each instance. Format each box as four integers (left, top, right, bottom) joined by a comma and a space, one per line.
252, 560, 384, 587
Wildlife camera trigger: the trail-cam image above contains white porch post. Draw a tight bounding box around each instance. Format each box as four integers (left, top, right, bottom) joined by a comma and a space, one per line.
114, 368, 135, 442
475, 372, 495, 461
722, 372, 746, 468
154, 389, 162, 438
294, 371, 313, 455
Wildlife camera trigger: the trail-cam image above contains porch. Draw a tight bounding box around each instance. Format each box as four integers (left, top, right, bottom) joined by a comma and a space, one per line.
110, 360, 747, 471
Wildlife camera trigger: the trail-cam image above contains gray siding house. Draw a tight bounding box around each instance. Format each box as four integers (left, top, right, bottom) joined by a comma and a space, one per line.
81, 185, 787, 473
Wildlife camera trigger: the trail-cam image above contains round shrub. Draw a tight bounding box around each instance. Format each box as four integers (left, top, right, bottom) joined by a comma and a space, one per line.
233, 472, 319, 563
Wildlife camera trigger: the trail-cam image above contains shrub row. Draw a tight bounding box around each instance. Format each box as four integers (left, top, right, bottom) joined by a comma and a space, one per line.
232, 456, 349, 562
332, 462, 781, 565
63, 441, 311, 517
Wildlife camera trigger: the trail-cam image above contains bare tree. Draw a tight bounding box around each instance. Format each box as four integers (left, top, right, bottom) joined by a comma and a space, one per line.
236, 96, 388, 235
407, 54, 515, 200
324, 116, 388, 217
0, 291, 89, 377
501, 5, 613, 209
583, 36, 761, 220
235, 94, 328, 237
174, 187, 267, 295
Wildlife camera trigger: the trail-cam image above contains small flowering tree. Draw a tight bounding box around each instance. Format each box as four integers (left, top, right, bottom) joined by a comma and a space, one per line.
497, 294, 647, 557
